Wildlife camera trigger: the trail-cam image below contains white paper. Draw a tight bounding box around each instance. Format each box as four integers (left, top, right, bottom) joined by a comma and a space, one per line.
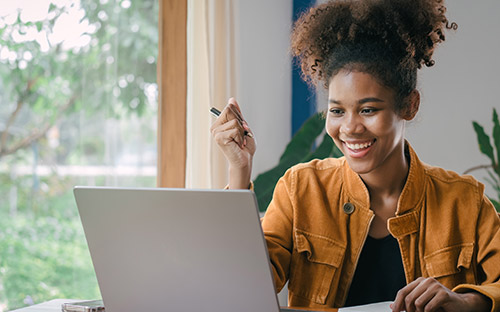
338, 301, 392, 311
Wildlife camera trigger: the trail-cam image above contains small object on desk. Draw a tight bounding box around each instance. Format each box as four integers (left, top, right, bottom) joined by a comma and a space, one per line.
210, 107, 254, 138
61, 299, 105, 312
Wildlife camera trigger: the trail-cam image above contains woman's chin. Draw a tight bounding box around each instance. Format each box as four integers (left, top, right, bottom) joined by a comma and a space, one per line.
345, 158, 377, 175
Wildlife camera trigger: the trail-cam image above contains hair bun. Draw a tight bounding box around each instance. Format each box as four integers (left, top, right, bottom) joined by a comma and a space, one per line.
291, 0, 457, 86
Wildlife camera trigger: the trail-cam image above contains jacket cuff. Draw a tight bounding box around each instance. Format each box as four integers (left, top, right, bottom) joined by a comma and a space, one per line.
223, 181, 254, 190
453, 284, 499, 312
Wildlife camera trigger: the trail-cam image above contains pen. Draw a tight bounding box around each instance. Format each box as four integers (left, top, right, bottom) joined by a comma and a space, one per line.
210, 107, 254, 138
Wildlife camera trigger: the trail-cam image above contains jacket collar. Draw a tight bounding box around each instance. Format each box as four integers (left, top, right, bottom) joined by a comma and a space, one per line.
342, 141, 426, 216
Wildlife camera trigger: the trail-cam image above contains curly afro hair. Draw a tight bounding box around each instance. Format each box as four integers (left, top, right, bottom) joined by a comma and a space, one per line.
291, 0, 457, 109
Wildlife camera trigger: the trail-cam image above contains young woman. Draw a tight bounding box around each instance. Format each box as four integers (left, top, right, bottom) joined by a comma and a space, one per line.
210, 0, 500, 311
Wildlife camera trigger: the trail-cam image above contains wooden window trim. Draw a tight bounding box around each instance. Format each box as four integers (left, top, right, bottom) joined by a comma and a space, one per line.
157, 0, 187, 187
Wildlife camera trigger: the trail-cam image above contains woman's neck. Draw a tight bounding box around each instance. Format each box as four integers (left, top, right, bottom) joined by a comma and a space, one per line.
360, 141, 409, 203
361, 141, 410, 238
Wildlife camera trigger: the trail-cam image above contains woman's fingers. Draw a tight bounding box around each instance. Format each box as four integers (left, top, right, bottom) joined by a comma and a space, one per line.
212, 118, 246, 149
412, 283, 443, 312
210, 100, 254, 147
226, 99, 254, 136
227, 98, 245, 122
210, 98, 256, 179
393, 277, 428, 312
211, 102, 245, 131
391, 277, 486, 312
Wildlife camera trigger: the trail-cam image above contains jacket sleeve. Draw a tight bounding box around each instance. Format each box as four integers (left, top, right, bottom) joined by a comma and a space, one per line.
261, 169, 295, 293
453, 195, 500, 312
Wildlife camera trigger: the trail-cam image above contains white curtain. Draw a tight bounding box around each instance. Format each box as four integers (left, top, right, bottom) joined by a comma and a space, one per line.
186, 0, 237, 188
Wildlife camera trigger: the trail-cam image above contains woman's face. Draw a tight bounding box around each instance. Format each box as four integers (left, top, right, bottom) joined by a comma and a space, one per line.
326, 70, 409, 175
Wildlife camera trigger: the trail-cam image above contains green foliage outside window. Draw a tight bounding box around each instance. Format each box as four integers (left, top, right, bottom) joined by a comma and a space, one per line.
0, 187, 99, 309
0, 1, 158, 310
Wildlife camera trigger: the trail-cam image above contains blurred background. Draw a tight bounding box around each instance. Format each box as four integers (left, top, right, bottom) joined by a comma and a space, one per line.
0, 0, 499, 310
0, 0, 157, 309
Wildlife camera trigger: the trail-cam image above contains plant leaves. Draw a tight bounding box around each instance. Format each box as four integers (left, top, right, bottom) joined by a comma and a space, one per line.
253, 162, 293, 212
492, 108, 500, 176
331, 142, 343, 158
254, 112, 342, 212
489, 197, 500, 212
278, 113, 325, 165
301, 133, 334, 163
472, 121, 495, 164
35, 21, 43, 32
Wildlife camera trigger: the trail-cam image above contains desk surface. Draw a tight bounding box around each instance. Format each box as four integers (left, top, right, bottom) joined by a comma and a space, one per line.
10, 299, 80, 312
10, 299, 391, 312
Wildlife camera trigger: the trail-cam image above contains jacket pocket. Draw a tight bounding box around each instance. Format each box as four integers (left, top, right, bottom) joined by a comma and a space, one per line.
289, 229, 345, 305
424, 243, 475, 286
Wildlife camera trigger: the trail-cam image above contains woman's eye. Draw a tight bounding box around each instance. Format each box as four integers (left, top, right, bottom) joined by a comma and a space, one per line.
329, 108, 343, 115
361, 108, 376, 114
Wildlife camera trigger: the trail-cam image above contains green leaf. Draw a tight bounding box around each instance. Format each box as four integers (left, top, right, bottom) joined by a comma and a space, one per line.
485, 169, 500, 188
492, 108, 500, 176
331, 142, 343, 158
254, 113, 325, 211
278, 113, 325, 166
489, 197, 500, 212
254, 112, 343, 212
301, 133, 334, 163
35, 21, 43, 32
472, 121, 495, 164
253, 162, 293, 212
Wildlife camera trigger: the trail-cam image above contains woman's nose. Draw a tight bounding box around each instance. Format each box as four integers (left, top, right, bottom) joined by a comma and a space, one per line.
340, 113, 365, 135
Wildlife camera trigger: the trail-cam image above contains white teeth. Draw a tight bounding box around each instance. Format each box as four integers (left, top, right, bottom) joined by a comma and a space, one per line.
345, 141, 373, 150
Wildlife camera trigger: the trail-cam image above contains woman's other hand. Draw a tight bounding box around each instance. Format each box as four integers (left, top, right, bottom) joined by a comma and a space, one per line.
391, 277, 492, 312
210, 97, 256, 189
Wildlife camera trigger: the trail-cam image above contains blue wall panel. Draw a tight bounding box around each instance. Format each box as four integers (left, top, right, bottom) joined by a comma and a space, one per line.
291, 0, 317, 136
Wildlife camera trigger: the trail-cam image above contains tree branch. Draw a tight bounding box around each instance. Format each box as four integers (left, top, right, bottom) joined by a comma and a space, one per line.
0, 78, 38, 154
463, 164, 493, 175
0, 94, 77, 158
0, 100, 24, 152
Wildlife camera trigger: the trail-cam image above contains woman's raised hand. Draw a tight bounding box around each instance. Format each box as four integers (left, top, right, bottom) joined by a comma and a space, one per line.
210, 98, 256, 189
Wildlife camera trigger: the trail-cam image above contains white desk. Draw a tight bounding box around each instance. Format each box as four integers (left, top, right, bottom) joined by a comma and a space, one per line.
10, 299, 81, 312
10, 299, 391, 312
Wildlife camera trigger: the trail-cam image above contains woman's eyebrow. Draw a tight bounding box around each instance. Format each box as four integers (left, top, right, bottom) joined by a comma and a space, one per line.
358, 97, 384, 104
328, 97, 385, 104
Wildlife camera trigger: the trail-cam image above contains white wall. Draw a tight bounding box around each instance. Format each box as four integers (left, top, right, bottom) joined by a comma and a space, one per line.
233, 0, 293, 179
233, 1, 293, 305
234, 0, 500, 197
406, 0, 500, 194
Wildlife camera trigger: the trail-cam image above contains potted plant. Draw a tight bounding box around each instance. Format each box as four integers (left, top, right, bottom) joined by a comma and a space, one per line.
466, 108, 500, 212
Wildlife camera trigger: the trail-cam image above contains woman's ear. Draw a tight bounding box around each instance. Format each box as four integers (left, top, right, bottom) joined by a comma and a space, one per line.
402, 90, 420, 121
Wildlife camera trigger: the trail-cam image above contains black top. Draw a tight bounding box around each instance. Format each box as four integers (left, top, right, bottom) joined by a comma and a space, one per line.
344, 234, 406, 307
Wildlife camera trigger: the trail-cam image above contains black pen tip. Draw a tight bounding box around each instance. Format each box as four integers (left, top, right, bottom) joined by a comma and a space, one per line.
210, 107, 221, 117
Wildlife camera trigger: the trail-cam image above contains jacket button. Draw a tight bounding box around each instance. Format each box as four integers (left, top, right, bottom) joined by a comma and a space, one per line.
343, 202, 355, 214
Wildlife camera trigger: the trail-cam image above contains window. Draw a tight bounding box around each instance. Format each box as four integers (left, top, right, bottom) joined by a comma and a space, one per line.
0, 0, 158, 310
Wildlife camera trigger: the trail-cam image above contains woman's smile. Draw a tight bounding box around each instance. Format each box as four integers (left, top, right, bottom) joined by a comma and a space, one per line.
342, 139, 377, 158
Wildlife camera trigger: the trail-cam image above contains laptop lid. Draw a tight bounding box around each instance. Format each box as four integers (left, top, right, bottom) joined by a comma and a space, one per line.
74, 187, 280, 312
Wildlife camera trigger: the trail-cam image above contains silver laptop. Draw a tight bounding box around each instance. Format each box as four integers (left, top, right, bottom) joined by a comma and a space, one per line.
74, 187, 310, 312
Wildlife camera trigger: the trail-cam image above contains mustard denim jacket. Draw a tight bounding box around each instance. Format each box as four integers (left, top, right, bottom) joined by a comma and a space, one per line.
261, 143, 500, 310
